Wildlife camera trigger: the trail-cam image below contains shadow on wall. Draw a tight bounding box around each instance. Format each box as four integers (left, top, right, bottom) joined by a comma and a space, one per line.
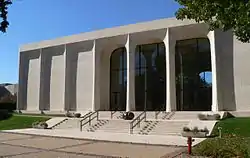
19, 50, 40, 110
40, 45, 65, 111
65, 41, 94, 111
219, 30, 236, 111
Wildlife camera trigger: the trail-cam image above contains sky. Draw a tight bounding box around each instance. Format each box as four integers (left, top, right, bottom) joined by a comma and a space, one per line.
0, 0, 180, 83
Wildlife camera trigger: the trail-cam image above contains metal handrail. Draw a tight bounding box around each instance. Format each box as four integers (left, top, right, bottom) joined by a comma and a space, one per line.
111, 111, 116, 119
155, 105, 165, 119
79, 112, 93, 122
80, 111, 99, 131
129, 111, 146, 134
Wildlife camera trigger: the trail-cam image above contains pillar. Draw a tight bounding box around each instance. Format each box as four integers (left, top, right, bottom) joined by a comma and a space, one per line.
207, 30, 223, 111
92, 40, 101, 111
125, 34, 136, 111
164, 28, 176, 112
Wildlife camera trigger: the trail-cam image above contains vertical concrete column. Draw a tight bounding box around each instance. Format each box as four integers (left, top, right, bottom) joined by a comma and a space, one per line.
207, 30, 223, 111
38, 49, 44, 111
17, 50, 26, 111
63, 44, 68, 111
125, 34, 136, 112
164, 28, 176, 112
92, 40, 101, 111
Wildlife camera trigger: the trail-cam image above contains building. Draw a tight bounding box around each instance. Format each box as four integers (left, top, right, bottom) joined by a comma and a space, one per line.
17, 17, 250, 114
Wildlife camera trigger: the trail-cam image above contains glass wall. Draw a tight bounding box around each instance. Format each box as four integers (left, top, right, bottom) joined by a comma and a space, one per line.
135, 42, 166, 111
175, 38, 212, 111
110, 47, 127, 111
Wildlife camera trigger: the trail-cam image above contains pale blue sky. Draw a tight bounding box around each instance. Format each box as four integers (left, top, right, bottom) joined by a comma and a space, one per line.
0, 0, 180, 83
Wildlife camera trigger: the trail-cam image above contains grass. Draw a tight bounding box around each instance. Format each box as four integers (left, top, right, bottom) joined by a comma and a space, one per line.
193, 117, 250, 157
0, 114, 51, 130
212, 117, 250, 137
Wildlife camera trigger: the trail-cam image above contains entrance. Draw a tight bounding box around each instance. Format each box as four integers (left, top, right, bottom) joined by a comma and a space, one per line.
110, 48, 127, 111
175, 38, 212, 111
135, 43, 166, 111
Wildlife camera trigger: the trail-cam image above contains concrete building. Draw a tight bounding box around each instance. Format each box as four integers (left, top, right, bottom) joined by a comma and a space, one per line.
17, 17, 250, 114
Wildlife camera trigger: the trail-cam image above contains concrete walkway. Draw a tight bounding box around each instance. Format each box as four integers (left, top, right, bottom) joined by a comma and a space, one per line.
0, 132, 185, 158
3, 128, 205, 146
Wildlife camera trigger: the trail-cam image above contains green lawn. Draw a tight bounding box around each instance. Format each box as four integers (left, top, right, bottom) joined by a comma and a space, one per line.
193, 117, 250, 157
0, 114, 51, 130
212, 117, 250, 137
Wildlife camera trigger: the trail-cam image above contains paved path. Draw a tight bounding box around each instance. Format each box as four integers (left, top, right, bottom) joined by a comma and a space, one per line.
0, 132, 184, 158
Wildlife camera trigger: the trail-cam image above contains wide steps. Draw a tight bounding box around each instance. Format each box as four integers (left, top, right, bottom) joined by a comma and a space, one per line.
139, 120, 189, 136
94, 120, 130, 133
170, 112, 200, 120
54, 118, 81, 129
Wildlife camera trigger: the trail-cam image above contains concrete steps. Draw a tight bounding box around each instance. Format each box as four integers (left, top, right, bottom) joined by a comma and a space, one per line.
46, 117, 68, 129
139, 120, 189, 136
170, 112, 201, 120
54, 118, 81, 129
94, 120, 133, 133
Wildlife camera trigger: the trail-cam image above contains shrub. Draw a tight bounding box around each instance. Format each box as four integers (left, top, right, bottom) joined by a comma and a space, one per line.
200, 127, 209, 134
214, 114, 221, 120
65, 111, 73, 117
198, 114, 207, 120
198, 113, 221, 120
74, 113, 81, 118
183, 126, 191, 132
32, 121, 48, 129
0, 110, 12, 120
183, 126, 209, 134
193, 126, 199, 133
193, 137, 249, 158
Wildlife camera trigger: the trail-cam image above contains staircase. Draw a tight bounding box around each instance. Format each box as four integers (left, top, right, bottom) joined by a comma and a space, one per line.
139, 120, 189, 136
170, 112, 200, 120
52, 111, 203, 136
53, 118, 81, 129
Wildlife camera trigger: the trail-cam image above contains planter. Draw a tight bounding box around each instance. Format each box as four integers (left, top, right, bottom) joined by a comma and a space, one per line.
123, 112, 135, 120
198, 113, 221, 120
181, 131, 207, 138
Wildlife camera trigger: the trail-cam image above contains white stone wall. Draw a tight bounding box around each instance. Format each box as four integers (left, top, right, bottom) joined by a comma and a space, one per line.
18, 17, 250, 113
234, 38, 250, 111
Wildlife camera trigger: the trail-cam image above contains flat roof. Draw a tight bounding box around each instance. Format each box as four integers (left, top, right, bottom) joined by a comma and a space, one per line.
20, 17, 197, 51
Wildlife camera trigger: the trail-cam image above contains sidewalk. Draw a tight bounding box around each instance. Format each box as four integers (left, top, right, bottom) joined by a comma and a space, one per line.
2, 128, 205, 146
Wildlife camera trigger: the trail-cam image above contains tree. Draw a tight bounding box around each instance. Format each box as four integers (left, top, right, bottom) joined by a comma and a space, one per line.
175, 0, 250, 43
0, 0, 12, 33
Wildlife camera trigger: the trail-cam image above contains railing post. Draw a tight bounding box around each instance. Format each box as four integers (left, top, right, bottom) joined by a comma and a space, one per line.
89, 116, 91, 126
97, 111, 99, 121
80, 121, 82, 131
130, 123, 133, 134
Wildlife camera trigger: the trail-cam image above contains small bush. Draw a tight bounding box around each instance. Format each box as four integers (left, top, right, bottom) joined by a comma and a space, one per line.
193, 137, 249, 158
0, 110, 12, 120
32, 121, 48, 129
198, 114, 207, 120
193, 126, 199, 133
183, 126, 191, 132
65, 111, 73, 117
200, 127, 209, 134
74, 113, 81, 118
214, 114, 221, 120
183, 126, 209, 134
198, 113, 221, 120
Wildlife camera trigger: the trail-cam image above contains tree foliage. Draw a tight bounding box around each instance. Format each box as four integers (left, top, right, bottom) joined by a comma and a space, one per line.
175, 0, 250, 43
0, 0, 11, 33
